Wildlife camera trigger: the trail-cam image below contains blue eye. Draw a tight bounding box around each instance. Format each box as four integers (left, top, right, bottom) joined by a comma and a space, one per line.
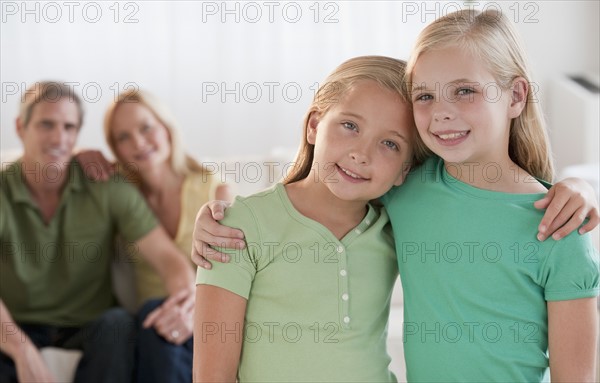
414, 94, 433, 102
383, 140, 399, 151
457, 88, 475, 96
343, 122, 358, 131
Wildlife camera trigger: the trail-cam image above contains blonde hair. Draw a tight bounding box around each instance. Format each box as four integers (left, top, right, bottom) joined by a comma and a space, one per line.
20, 81, 84, 128
406, 9, 554, 181
104, 89, 207, 181
285, 55, 415, 184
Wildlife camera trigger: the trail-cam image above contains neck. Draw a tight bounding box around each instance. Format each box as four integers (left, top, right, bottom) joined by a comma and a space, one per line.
285, 174, 368, 238
20, 158, 70, 198
137, 163, 182, 197
444, 157, 545, 193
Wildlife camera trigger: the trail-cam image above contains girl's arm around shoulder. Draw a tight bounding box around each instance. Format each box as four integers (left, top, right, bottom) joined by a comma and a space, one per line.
193, 284, 247, 382
548, 297, 598, 382
536, 177, 599, 241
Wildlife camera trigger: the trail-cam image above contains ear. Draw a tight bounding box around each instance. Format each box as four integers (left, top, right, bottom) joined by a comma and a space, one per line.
306, 111, 320, 145
16, 117, 25, 139
508, 77, 528, 119
393, 161, 413, 186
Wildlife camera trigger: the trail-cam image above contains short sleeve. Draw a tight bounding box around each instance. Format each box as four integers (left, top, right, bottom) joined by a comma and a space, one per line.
541, 233, 600, 301
196, 197, 261, 299
108, 175, 158, 243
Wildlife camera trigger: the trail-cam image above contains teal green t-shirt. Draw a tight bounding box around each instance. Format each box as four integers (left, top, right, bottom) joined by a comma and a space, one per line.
382, 157, 599, 382
197, 184, 398, 382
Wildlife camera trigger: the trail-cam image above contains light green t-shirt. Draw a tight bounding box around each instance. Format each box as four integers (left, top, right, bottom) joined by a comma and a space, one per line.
0, 160, 157, 326
382, 156, 599, 382
197, 183, 398, 382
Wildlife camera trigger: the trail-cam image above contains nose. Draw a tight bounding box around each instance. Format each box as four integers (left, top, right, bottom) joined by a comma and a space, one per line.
432, 101, 456, 122
49, 125, 70, 145
349, 145, 370, 165
131, 133, 146, 149
433, 110, 455, 122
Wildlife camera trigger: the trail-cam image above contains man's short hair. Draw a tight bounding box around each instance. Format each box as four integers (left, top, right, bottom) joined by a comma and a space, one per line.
20, 81, 84, 128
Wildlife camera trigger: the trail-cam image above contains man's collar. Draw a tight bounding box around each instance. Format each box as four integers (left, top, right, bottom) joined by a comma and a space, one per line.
7, 158, 84, 205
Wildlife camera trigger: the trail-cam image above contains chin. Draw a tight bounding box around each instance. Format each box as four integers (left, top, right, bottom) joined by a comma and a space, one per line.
43, 157, 70, 167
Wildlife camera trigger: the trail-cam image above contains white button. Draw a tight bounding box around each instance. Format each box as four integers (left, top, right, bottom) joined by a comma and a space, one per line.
337, 245, 344, 253
355, 229, 361, 234
342, 294, 349, 301
340, 269, 347, 276
365, 219, 371, 225
343, 316, 350, 323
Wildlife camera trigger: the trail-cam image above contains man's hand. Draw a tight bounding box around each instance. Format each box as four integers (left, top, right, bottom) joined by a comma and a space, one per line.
191, 201, 245, 269
0, 300, 56, 382
14, 341, 56, 383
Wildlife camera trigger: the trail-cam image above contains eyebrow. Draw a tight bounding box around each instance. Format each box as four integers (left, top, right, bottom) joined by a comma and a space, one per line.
412, 78, 477, 92
389, 130, 409, 144
339, 112, 365, 121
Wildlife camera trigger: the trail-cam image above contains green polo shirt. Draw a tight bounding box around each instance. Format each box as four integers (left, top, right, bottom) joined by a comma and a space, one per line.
0, 160, 157, 326
196, 183, 398, 382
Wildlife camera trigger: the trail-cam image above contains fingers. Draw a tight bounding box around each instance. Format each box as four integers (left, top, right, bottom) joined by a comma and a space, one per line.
194, 233, 247, 262
534, 183, 554, 211
191, 249, 213, 270
533, 195, 551, 210
195, 201, 244, 241
579, 209, 599, 234
150, 301, 193, 345
537, 188, 568, 240
16, 342, 57, 383
153, 312, 180, 343
550, 205, 588, 240
539, 198, 599, 240
202, 203, 244, 239
142, 291, 183, 328
201, 232, 246, 251
191, 201, 245, 268
90, 151, 110, 181
76, 150, 114, 181
208, 200, 228, 220
142, 306, 163, 329
539, 197, 582, 241
180, 293, 196, 314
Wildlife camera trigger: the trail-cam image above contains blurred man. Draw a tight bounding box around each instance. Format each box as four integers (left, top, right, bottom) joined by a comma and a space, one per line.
0, 81, 195, 383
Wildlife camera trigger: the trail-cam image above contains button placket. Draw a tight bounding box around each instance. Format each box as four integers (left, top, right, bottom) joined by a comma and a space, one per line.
337, 244, 351, 329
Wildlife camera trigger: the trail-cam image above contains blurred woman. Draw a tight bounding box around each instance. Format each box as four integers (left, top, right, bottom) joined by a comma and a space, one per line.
80, 89, 230, 383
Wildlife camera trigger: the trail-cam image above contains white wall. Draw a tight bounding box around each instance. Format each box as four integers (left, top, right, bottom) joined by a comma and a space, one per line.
2, 1, 598, 170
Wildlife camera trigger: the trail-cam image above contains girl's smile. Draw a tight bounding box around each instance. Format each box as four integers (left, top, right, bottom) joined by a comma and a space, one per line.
305, 80, 414, 204
411, 45, 516, 168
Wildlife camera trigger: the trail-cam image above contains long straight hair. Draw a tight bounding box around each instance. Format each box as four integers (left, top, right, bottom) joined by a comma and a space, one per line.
406, 9, 554, 181
284, 56, 414, 184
